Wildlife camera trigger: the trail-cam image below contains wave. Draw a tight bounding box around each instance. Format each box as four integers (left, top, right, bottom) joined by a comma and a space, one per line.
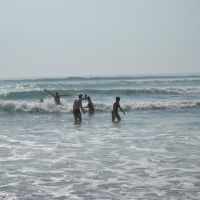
95, 101, 200, 111
1, 87, 200, 100
122, 101, 200, 111
124, 78, 200, 84
110, 87, 200, 95
0, 101, 70, 114
1, 76, 200, 93
0, 90, 73, 100
0, 100, 200, 114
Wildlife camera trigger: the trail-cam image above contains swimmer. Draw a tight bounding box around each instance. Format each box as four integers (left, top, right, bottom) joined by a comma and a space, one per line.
112, 96, 125, 122
44, 89, 69, 105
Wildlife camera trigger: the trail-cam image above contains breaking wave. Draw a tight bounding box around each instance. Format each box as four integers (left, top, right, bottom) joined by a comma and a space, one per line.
0, 100, 200, 114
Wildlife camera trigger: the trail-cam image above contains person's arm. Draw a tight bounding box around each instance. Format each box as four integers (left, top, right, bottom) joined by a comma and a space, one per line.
119, 105, 125, 115
80, 101, 86, 113
81, 107, 85, 113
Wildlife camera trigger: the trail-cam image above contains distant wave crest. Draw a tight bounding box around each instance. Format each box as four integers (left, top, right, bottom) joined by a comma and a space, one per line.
112, 87, 200, 95
1, 87, 200, 100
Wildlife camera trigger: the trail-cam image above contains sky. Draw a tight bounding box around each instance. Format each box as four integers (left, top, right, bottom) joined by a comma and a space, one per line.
0, 0, 200, 78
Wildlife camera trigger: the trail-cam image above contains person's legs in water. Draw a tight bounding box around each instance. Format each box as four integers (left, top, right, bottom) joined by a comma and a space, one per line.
112, 111, 121, 122
115, 112, 121, 121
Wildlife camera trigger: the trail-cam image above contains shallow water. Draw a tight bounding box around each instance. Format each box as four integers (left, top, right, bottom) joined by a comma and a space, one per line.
0, 75, 200, 199
0, 110, 200, 199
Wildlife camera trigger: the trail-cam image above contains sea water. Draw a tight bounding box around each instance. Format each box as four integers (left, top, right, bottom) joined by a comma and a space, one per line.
0, 75, 200, 200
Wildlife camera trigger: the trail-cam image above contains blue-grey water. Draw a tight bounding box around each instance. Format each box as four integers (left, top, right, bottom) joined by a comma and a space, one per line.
0, 75, 200, 199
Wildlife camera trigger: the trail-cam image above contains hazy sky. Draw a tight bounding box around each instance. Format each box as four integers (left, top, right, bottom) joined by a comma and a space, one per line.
0, 0, 200, 78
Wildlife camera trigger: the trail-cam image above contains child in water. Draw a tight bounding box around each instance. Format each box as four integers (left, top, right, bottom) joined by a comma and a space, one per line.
112, 96, 125, 122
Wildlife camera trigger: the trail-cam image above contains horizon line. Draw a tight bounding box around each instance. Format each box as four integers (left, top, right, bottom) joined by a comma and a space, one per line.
0, 72, 200, 80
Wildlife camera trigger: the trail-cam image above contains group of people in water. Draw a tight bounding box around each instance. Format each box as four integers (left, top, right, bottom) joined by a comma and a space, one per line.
41, 89, 125, 123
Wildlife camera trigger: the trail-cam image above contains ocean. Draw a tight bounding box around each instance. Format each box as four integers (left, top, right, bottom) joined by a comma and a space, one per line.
0, 75, 200, 200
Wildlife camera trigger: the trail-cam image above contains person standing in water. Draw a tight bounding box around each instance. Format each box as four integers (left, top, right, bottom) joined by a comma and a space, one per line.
112, 96, 125, 122
84, 96, 95, 114
73, 94, 85, 123
44, 89, 69, 105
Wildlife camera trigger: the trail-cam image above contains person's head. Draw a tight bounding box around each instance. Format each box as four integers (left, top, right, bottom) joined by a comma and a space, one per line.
87, 96, 91, 101
79, 94, 83, 99
55, 92, 59, 96
116, 96, 120, 102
